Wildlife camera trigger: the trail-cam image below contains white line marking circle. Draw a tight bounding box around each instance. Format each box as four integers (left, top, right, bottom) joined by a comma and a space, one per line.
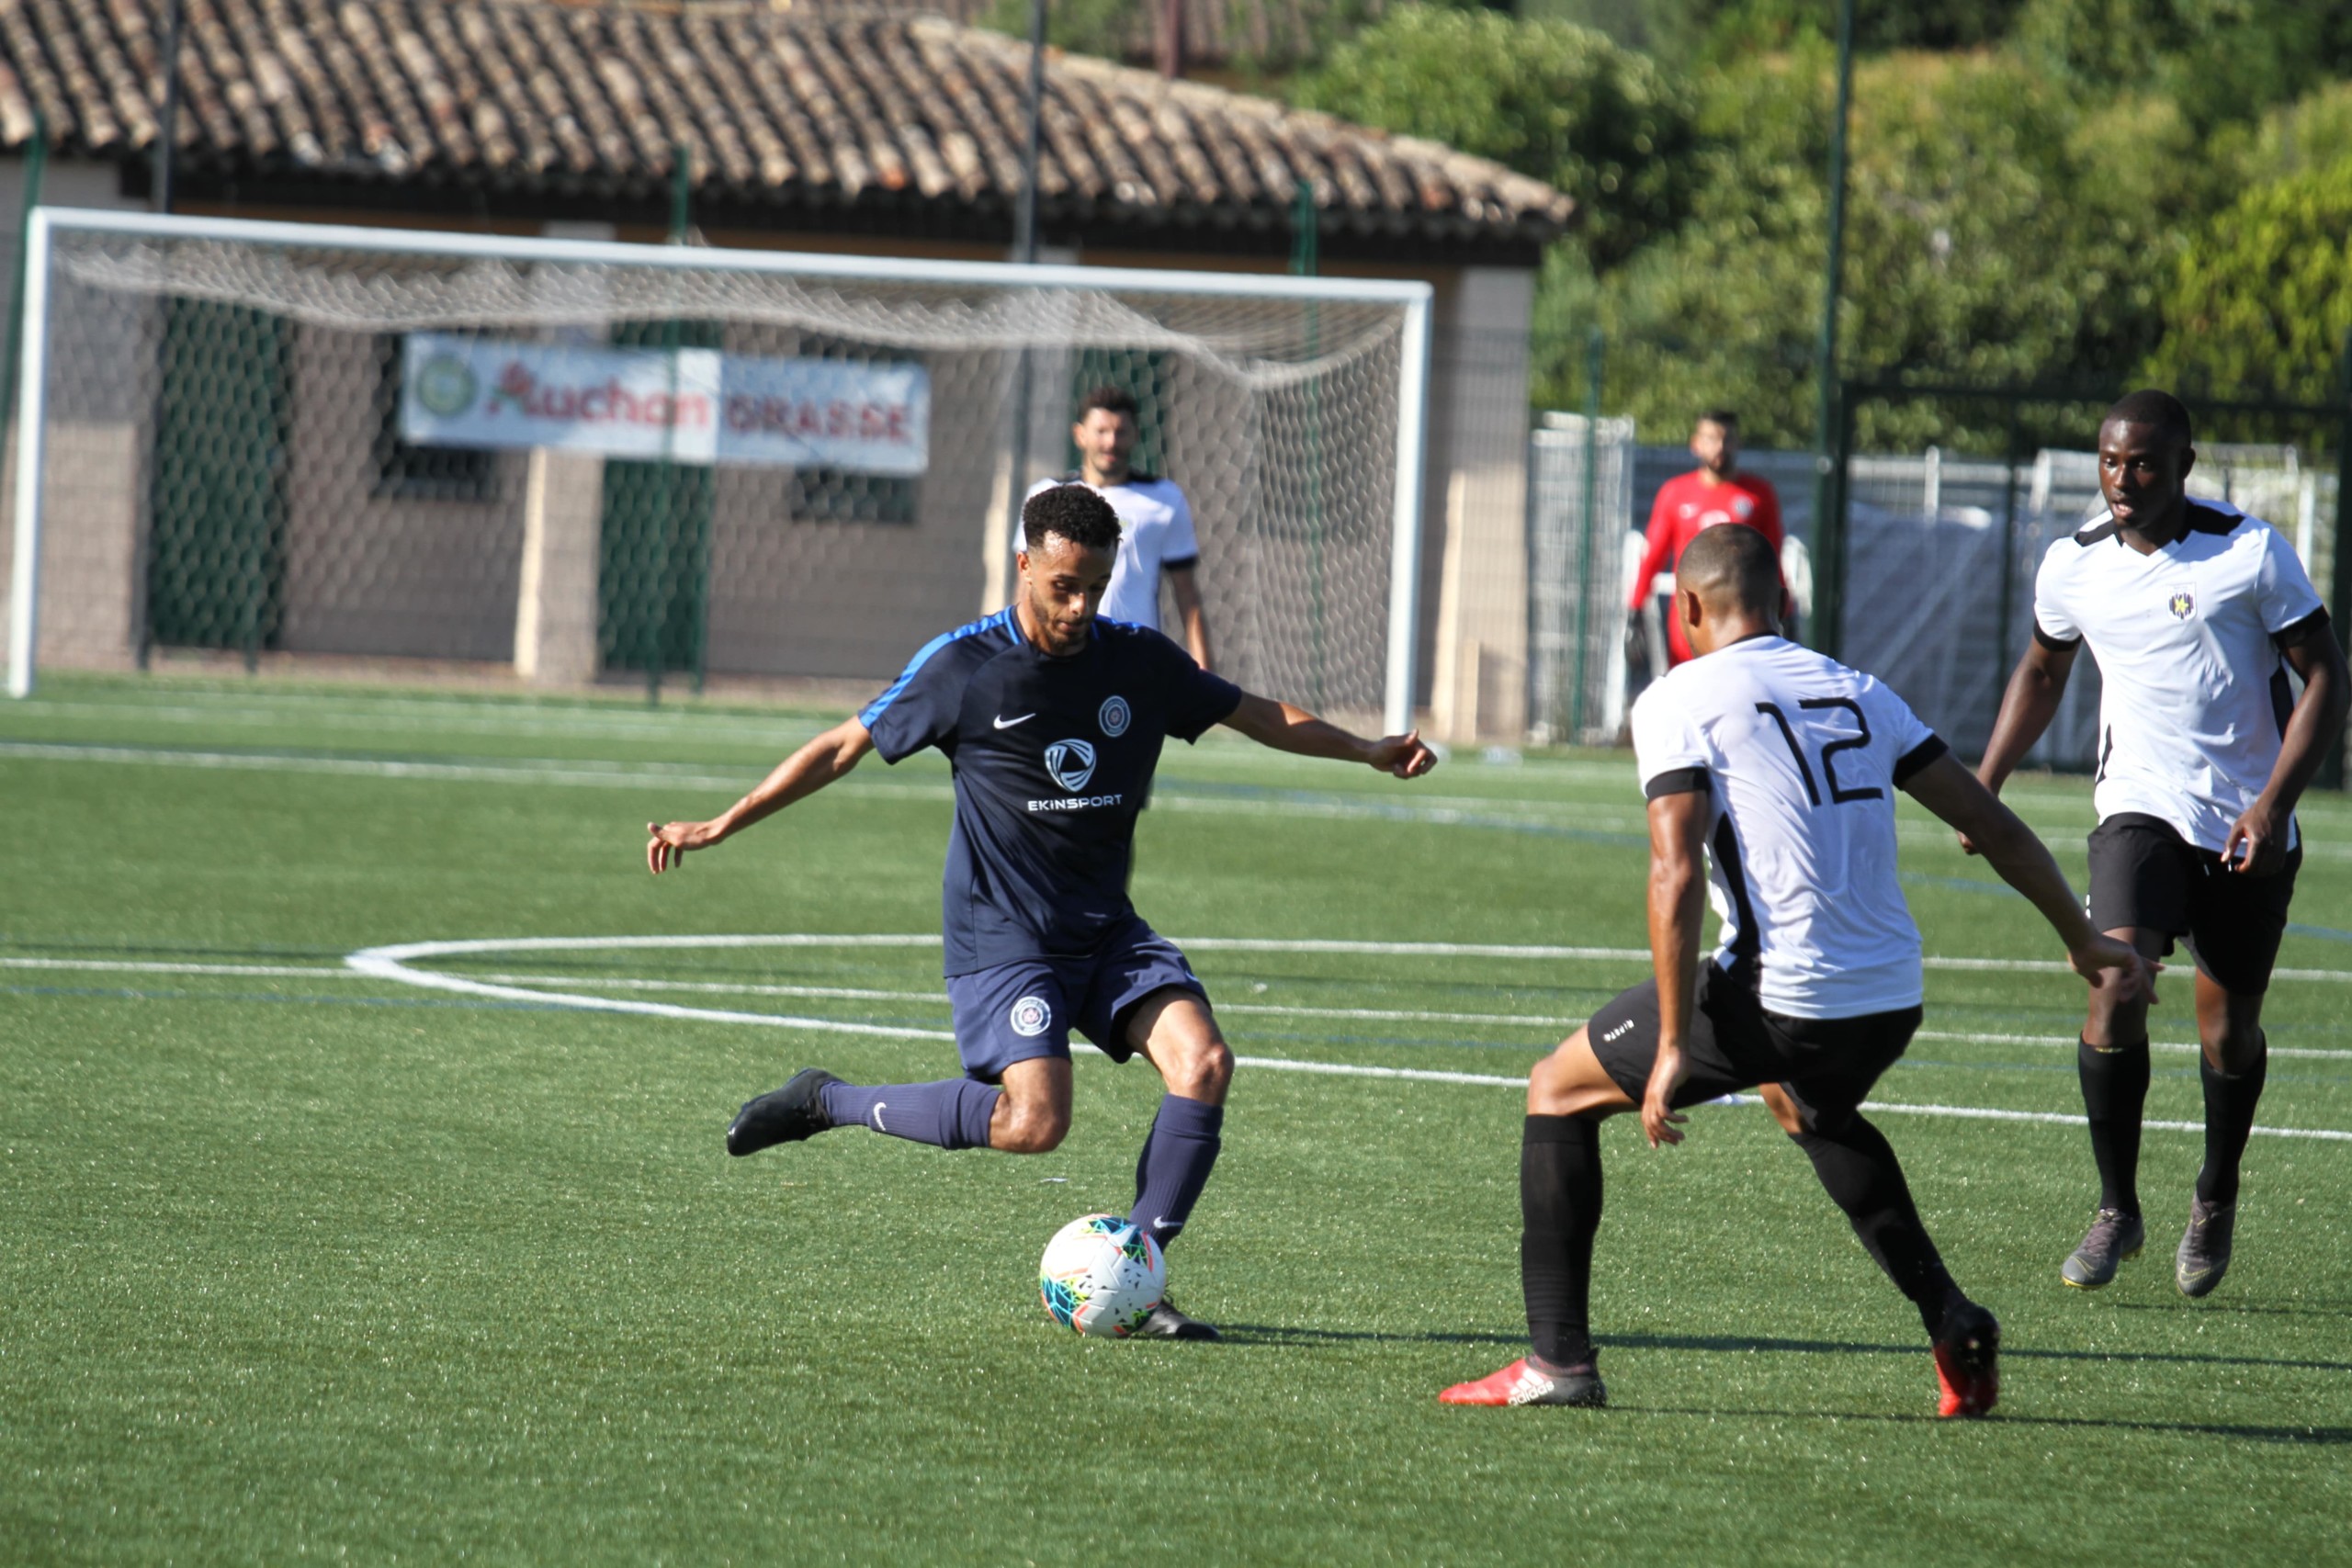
342, 934, 2352, 1142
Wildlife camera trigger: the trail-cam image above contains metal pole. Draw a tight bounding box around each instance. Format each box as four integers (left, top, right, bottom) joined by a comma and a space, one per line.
1012, 0, 1046, 265
1810, 0, 1855, 652
154, 0, 185, 213
1001, 0, 1048, 591
1383, 291, 1433, 738
7, 209, 54, 697
1566, 327, 1603, 740
2325, 330, 2352, 789
1994, 402, 2022, 717
0, 111, 48, 482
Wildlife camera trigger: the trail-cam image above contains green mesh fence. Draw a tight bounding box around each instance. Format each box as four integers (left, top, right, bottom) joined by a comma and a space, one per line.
145, 299, 291, 662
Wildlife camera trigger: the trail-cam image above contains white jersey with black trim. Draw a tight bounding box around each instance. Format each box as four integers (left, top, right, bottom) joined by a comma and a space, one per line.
2032, 499, 2326, 854
1022, 475, 1200, 632
1630, 636, 1947, 1020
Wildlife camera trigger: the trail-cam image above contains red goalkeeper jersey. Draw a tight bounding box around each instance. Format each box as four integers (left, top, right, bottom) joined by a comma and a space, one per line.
1632, 470, 1784, 665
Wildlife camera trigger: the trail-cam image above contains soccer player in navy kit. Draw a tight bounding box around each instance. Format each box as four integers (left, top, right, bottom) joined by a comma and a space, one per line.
646, 484, 1436, 1338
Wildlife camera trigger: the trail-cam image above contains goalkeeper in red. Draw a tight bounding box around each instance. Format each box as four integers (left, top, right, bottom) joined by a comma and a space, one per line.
645, 484, 1436, 1339
1440, 525, 2149, 1416
1971, 390, 2347, 1298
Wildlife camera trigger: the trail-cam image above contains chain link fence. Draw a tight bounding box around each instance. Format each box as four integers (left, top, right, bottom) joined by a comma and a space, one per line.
1529, 381, 2349, 765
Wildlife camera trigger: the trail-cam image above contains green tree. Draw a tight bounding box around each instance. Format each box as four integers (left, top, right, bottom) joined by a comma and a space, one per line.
1291, 6, 1698, 268
1540, 50, 2199, 448
2012, 0, 2352, 131
2143, 156, 2352, 402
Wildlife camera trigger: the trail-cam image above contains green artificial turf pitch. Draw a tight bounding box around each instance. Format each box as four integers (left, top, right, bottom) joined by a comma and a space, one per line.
3, 675, 2349, 1565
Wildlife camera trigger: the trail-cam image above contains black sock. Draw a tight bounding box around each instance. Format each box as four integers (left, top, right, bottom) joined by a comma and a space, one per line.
1792, 1118, 1962, 1337
1521, 1115, 1603, 1371
2077, 1036, 2150, 1215
2196, 1040, 2267, 1207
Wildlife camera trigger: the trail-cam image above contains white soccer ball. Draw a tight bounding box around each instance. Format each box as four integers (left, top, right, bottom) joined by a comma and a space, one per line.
1037, 1213, 1166, 1338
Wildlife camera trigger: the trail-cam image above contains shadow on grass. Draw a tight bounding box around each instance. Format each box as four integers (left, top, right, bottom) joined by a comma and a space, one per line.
1218, 1325, 2352, 1376
1620, 1405, 2352, 1446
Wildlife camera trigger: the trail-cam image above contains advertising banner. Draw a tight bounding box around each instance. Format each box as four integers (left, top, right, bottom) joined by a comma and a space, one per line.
400, 333, 930, 474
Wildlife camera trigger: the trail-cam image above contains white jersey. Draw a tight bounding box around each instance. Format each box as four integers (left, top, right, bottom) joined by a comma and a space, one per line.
1630, 636, 1945, 1019
1022, 474, 1200, 632
2032, 500, 2324, 853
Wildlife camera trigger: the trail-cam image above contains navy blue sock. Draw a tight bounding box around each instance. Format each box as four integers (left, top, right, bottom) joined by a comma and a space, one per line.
1128, 1094, 1225, 1249
819, 1078, 1001, 1150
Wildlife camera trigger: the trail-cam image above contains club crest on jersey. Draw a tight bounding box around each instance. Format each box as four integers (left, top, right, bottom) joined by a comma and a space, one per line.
2168, 591, 2195, 620
1045, 739, 1099, 793
1099, 694, 1131, 738
1009, 995, 1052, 1037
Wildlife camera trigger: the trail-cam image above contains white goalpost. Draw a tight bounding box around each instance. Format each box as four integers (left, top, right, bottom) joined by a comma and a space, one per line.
5, 208, 1431, 733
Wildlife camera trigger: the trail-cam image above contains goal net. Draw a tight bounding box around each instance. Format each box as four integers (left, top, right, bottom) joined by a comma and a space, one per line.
6, 210, 1430, 730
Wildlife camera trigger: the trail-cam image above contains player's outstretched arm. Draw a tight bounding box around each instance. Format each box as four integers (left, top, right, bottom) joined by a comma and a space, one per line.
1218, 693, 1437, 778
1640, 789, 1710, 1150
1902, 752, 2154, 1001
2227, 627, 2350, 875
646, 717, 876, 874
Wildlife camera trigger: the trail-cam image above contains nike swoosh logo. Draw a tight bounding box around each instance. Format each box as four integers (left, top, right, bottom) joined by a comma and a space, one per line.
992, 713, 1035, 729
872, 1102, 887, 1132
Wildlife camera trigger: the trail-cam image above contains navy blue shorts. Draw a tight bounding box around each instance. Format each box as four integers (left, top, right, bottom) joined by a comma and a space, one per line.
944, 917, 1209, 1080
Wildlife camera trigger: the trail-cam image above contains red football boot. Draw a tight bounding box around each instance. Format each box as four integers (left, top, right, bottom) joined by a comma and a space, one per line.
1439, 1357, 1606, 1408
1932, 1302, 2001, 1418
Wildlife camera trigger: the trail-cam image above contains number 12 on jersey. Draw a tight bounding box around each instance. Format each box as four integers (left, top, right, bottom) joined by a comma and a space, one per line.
1755, 699, 1883, 807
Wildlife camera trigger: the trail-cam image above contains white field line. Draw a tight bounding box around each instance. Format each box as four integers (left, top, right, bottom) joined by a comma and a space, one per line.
327, 936, 2352, 1144
0, 956, 345, 978
1913, 1028, 2352, 1062
33, 738, 2352, 868
12, 954, 2348, 1061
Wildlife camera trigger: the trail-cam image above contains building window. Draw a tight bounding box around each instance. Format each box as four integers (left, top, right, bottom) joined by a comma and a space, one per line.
372, 334, 499, 501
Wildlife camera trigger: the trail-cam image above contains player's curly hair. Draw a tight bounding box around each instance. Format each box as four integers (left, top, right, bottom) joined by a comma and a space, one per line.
1078, 385, 1139, 422
1022, 482, 1123, 553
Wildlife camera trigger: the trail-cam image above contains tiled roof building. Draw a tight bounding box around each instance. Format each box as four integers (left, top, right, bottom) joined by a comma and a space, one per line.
0, 0, 1569, 261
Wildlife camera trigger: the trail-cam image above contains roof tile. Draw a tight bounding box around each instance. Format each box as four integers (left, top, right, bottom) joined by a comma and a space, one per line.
0, 0, 1568, 249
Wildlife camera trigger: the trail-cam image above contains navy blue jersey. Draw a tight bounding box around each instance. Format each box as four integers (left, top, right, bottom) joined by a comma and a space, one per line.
858, 608, 1243, 976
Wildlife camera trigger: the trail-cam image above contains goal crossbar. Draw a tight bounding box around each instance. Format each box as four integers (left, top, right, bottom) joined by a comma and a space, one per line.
7, 207, 1432, 731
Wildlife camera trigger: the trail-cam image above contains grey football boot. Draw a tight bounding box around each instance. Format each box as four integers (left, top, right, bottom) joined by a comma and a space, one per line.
2175, 1198, 2237, 1298
2060, 1207, 2145, 1290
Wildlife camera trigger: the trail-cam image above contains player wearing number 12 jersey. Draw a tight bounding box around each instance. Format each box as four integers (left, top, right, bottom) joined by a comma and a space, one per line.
1440, 525, 2149, 1416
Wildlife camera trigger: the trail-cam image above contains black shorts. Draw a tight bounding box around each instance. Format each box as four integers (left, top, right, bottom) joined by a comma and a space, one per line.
1585, 963, 1921, 1132
2086, 812, 2300, 994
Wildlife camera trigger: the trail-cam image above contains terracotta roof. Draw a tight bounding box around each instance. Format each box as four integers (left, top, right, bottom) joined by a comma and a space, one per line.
827, 0, 1362, 72
0, 0, 1571, 257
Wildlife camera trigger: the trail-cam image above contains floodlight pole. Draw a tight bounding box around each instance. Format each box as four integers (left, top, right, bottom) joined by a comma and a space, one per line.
2326, 328, 2352, 789
154, 0, 185, 213
1003, 0, 1049, 577
1810, 0, 1856, 658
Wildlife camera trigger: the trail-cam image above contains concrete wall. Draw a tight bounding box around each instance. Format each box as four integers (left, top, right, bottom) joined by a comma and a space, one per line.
1420, 267, 1535, 742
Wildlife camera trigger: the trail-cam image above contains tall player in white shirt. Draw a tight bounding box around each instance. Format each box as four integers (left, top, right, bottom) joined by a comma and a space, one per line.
1024, 386, 1214, 670
1441, 525, 2148, 1417
1973, 390, 2348, 1299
